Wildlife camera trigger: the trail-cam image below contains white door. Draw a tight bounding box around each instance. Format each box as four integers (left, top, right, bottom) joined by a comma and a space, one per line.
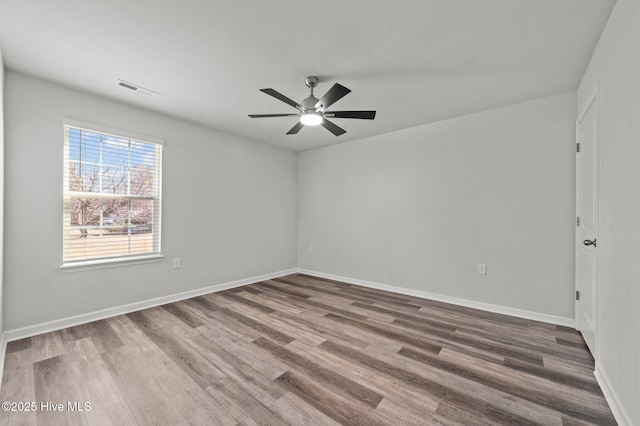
575, 87, 599, 357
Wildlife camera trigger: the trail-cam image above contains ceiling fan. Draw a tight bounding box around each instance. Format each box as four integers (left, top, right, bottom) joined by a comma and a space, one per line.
248, 76, 376, 136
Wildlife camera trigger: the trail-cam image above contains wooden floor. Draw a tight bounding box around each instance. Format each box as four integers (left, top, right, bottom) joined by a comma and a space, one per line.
1, 274, 616, 425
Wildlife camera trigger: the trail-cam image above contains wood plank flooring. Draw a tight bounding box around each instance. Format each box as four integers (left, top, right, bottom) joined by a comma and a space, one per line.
0, 274, 617, 425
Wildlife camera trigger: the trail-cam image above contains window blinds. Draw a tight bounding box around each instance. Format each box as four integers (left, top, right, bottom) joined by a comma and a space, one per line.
63, 123, 162, 264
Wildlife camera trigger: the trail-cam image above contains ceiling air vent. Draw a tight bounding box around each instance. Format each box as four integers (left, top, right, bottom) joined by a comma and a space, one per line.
117, 79, 158, 97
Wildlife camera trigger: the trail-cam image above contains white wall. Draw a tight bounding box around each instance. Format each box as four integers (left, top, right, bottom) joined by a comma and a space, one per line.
299, 92, 576, 321
3, 72, 298, 331
578, 1, 640, 424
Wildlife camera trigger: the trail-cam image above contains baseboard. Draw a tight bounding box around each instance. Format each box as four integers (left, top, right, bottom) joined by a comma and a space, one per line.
595, 363, 632, 426
3, 268, 297, 343
297, 269, 575, 328
0, 332, 7, 390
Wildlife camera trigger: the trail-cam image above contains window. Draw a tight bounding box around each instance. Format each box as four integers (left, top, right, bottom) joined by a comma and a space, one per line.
62, 120, 162, 266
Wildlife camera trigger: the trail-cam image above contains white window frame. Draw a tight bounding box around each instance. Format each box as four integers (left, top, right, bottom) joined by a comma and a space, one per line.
61, 118, 163, 271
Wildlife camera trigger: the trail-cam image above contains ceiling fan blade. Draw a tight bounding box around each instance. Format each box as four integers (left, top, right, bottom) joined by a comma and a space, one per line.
324, 110, 376, 120
314, 83, 351, 111
249, 114, 299, 118
260, 88, 302, 110
321, 118, 347, 136
286, 121, 304, 135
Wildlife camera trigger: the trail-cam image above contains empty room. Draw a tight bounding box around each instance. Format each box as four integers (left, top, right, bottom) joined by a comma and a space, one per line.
0, 0, 638, 425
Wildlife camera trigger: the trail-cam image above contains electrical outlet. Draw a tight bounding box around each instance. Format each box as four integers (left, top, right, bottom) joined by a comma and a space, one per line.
308, 245, 314, 253
173, 258, 181, 269
477, 263, 487, 275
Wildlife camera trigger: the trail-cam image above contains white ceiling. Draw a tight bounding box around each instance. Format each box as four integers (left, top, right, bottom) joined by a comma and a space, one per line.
0, 0, 614, 151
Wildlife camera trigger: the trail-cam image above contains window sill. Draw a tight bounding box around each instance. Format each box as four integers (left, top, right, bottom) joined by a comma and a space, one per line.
60, 254, 164, 273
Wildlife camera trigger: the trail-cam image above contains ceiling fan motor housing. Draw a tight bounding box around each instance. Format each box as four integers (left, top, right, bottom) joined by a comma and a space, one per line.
302, 95, 320, 111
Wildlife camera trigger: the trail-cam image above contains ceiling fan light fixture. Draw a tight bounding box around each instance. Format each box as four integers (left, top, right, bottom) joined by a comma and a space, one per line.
300, 111, 323, 126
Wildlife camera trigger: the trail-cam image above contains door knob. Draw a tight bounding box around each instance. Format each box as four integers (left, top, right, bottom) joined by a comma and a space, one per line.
583, 239, 597, 247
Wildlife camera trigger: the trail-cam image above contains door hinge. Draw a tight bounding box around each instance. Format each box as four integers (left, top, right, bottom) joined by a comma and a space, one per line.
576, 290, 580, 301
576, 143, 581, 153
577, 217, 580, 227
